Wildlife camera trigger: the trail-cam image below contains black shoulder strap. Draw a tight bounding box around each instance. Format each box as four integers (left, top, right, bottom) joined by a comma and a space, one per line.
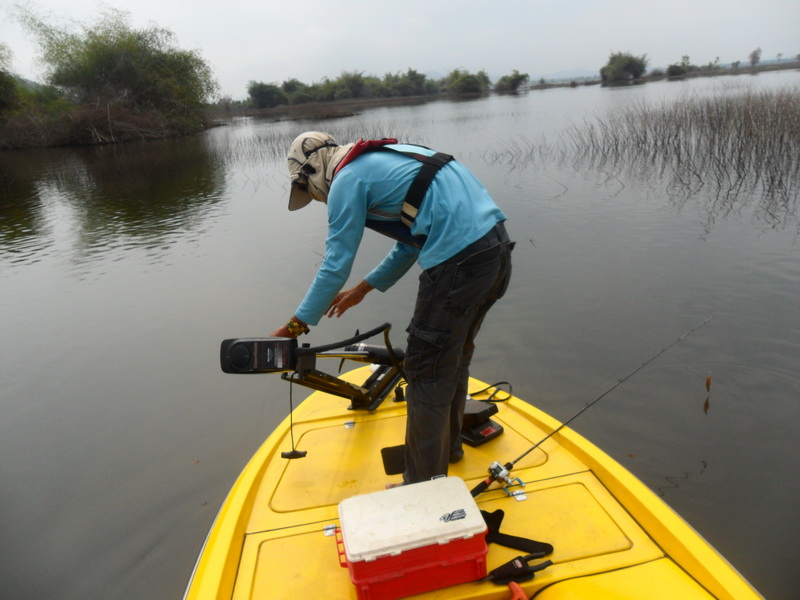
353, 144, 455, 244
398, 151, 454, 228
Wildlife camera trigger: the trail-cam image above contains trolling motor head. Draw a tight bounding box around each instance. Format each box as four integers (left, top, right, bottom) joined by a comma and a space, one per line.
220, 337, 404, 375
220, 337, 301, 373
219, 323, 405, 412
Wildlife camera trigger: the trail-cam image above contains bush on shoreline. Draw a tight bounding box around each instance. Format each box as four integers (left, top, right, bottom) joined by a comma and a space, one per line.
1, 6, 216, 149
1, 6, 798, 152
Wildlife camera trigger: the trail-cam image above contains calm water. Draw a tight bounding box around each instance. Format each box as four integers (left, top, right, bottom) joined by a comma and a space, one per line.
1, 70, 798, 599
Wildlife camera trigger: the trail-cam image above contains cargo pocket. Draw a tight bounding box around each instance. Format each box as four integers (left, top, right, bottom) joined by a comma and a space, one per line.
405, 319, 451, 385
444, 245, 503, 315
492, 241, 515, 301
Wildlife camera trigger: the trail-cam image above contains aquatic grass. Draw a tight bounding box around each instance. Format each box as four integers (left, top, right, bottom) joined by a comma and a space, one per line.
213, 121, 424, 170
486, 86, 799, 230
566, 87, 800, 212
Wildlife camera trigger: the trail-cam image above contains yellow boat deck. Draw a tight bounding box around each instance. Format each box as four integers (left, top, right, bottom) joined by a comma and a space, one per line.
185, 367, 762, 600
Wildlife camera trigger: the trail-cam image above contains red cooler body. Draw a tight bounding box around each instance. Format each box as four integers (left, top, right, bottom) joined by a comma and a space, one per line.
337, 477, 488, 600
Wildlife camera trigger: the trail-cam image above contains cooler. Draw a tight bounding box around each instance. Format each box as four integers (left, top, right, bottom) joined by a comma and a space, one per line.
337, 477, 488, 600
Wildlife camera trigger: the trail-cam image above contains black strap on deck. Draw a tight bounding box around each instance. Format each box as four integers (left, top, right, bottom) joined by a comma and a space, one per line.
481, 509, 554, 557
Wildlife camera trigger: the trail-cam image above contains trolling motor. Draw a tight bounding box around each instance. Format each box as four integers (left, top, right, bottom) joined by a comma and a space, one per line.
220, 323, 405, 411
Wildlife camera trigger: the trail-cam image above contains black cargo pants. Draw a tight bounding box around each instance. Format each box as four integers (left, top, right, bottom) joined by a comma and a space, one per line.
402, 221, 514, 484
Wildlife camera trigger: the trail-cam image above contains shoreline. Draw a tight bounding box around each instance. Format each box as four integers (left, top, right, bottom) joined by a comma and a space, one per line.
3, 62, 798, 150
209, 61, 800, 123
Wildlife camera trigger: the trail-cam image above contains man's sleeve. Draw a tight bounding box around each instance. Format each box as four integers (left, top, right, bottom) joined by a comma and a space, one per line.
365, 242, 420, 291
294, 177, 368, 325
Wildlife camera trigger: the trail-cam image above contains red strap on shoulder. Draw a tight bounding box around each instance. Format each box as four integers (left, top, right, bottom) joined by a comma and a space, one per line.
333, 138, 398, 176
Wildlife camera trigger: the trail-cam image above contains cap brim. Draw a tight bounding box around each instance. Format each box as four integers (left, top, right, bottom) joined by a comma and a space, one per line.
288, 183, 314, 211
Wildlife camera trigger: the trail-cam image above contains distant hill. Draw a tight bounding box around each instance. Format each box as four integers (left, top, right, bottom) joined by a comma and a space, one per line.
538, 68, 599, 82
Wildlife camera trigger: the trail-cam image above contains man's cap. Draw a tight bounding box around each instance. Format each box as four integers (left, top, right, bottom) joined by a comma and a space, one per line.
287, 132, 338, 211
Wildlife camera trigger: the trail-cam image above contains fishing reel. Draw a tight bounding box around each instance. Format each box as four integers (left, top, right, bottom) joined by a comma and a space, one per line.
470, 461, 525, 498
487, 461, 525, 494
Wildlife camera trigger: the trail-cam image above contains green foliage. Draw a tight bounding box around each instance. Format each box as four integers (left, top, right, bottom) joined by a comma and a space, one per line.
666, 56, 700, 78
443, 69, 491, 95
495, 70, 530, 93
600, 52, 648, 83
0, 42, 12, 73
0, 71, 18, 114
0, 43, 17, 114
13, 5, 217, 126
749, 47, 762, 67
0, 39, 67, 119
254, 69, 442, 107
17, 81, 67, 110
381, 69, 431, 97
247, 81, 287, 109
666, 64, 687, 77
338, 71, 367, 99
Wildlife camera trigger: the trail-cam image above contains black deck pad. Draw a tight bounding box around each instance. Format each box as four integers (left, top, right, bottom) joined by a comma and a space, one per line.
481, 509, 554, 557
380, 444, 406, 475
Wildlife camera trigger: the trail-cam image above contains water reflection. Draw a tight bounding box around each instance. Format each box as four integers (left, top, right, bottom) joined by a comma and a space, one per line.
0, 149, 59, 263
0, 135, 227, 268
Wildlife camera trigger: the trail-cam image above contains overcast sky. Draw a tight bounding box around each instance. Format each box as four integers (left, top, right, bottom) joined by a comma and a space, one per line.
2, 0, 798, 99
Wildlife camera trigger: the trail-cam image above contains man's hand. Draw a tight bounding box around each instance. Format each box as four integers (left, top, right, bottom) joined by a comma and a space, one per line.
326, 280, 374, 318
270, 316, 308, 338
270, 324, 293, 338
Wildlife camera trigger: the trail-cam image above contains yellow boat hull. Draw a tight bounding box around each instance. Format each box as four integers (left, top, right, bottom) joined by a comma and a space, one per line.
185, 366, 761, 599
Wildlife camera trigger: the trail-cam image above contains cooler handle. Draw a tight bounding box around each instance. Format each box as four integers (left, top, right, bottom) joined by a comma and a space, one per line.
334, 528, 348, 568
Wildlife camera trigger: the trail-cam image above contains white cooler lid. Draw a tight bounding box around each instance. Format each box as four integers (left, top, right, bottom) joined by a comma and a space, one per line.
338, 477, 486, 562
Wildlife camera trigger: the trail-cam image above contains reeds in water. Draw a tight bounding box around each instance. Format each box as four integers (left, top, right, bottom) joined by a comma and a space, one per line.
484, 86, 799, 230
565, 86, 800, 227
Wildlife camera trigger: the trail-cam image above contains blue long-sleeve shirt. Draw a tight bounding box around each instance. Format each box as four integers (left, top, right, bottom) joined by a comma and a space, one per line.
295, 144, 506, 325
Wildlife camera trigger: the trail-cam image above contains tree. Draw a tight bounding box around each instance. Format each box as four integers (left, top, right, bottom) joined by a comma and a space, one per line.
392, 68, 429, 96
443, 69, 491, 95
0, 42, 11, 73
666, 64, 686, 77
0, 43, 17, 114
749, 47, 762, 67
247, 81, 287, 109
281, 78, 313, 104
495, 70, 529, 93
14, 6, 217, 124
339, 70, 368, 98
600, 52, 648, 83
666, 56, 697, 78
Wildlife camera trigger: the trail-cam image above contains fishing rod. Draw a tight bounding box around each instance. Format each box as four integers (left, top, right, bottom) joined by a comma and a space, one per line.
471, 316, 715, 497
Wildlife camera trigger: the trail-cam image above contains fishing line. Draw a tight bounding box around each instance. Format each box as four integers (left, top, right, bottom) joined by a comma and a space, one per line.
281, 373, 307, 459
511, 315, 715, 467
471, 316, 714, 496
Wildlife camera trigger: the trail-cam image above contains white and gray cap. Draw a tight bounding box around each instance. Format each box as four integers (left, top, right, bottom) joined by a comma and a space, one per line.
287, 132, 353, 210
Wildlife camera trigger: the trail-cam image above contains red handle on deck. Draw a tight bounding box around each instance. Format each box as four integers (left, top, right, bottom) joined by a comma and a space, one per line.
471, 477, 492, 497
507, 581, 527, 599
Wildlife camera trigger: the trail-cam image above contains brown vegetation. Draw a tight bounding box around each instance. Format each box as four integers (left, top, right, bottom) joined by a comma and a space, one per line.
0, 102, 213, 149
